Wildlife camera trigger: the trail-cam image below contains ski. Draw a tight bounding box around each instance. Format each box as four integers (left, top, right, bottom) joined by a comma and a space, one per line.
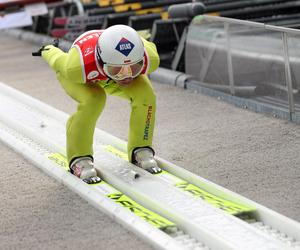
48, 152, 177, 233
103, 145, 255, 216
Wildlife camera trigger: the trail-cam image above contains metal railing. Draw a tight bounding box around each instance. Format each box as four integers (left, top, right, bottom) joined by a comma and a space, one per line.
186, 15, 300, 121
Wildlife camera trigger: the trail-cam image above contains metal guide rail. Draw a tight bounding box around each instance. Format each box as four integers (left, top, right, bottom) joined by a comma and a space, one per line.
0, 81, 299, 249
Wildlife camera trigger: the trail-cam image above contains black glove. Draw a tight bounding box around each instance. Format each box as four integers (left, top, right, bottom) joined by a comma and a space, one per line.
32, 38, 59, 57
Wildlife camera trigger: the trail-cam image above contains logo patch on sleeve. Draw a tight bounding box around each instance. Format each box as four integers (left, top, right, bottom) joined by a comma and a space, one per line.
115, 37, 135, 57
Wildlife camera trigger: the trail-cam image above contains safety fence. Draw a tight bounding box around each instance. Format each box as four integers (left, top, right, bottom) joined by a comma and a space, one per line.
186, 15, 300, 120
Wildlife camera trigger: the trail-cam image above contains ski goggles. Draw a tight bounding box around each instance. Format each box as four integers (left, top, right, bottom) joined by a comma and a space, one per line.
103, 59, 144, 81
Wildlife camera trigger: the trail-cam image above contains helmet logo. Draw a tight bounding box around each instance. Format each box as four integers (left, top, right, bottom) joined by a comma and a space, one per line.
115, 37, 135, 57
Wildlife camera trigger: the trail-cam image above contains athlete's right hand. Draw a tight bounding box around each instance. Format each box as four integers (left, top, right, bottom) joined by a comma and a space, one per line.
32, 45, 51, 56
32, 39, 59, 57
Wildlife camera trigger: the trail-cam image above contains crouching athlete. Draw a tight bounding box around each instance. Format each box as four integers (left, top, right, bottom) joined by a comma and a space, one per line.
41, 25, 161, 184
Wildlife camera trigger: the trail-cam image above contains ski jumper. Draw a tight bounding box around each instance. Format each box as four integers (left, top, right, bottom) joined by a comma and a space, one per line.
42, 30, 160, 165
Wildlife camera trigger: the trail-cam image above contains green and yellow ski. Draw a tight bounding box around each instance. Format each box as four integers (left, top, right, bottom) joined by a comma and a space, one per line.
104, 145, 255, 216
48, 152, 176, 232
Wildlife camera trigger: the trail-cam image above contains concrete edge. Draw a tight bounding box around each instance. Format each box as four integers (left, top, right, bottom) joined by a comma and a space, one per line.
2, 28, 72, 51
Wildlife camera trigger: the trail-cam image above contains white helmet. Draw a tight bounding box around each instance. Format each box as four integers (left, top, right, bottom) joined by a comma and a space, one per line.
97, 25, 144, 66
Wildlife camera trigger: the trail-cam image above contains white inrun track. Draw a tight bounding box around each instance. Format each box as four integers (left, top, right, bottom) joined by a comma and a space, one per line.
0, 81, 299, 250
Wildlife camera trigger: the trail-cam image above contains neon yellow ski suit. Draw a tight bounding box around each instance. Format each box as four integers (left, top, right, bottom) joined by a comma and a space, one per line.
42, 36, 159, 165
